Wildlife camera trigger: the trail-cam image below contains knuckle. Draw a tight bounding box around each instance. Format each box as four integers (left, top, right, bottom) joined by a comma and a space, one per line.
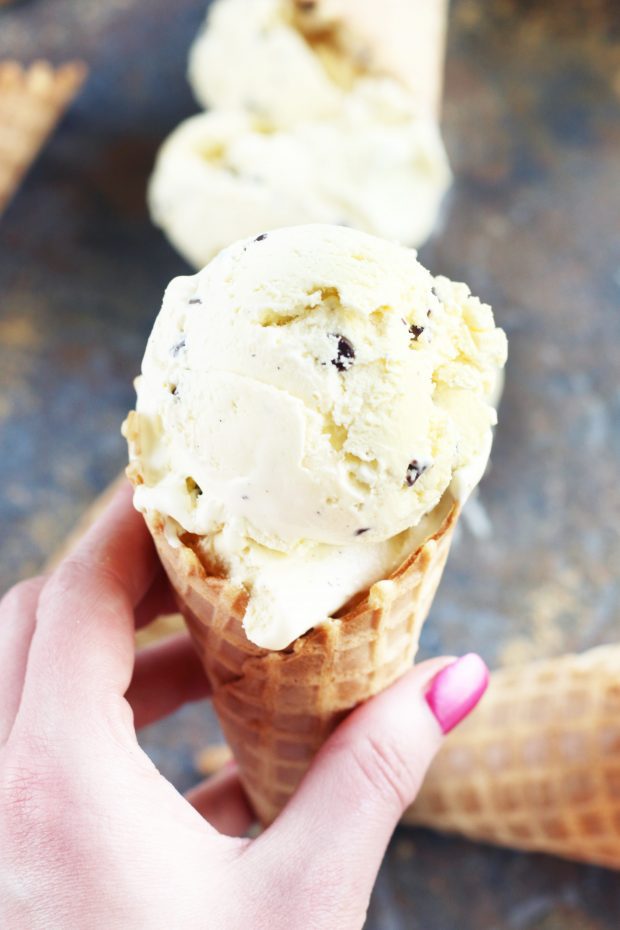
238, 858, 353, 930
44, 555, 91, 598
38, 559, 84, 613
42, 555, 127, 614
0, 576, 45, 615
349, 733, 417, 811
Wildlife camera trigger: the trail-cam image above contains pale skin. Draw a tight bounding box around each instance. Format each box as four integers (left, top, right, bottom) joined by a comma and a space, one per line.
0, 484, 467, 929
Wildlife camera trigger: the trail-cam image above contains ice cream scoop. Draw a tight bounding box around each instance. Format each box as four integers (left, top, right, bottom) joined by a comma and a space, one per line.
148, 101, 450, 270
125, 225, 506, 649
189, 0, 344, 126
189, 0, 447, 125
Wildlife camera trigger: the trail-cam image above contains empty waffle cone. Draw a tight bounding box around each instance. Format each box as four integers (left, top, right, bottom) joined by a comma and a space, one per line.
0, 60, 87, 214
145, 494, 459, 825
291, 0, 449, 119
404, 644, 620, 869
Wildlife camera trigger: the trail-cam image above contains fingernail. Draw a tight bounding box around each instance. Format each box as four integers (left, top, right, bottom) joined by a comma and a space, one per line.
425, 653, 489, 734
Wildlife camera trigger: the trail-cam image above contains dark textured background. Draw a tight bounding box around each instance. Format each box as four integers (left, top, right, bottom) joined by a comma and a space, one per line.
1, 0, 620, 926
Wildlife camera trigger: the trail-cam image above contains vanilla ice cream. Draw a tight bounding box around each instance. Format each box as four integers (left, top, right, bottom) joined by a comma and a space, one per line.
149, 0, 451, 266
189, 0, 344, 125
188, 0, 446, 125
125, 226, 507, 649
148, 103, 450, 269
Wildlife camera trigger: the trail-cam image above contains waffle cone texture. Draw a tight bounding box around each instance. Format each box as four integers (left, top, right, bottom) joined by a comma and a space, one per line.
405, 644, 620, 869
145, 497, 459, 824
0, 60, 87, 214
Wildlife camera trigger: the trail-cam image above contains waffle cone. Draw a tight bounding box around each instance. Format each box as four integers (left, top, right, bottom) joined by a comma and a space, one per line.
145, 495, 459, 824
292, 0, 448, 119
404, 645, 620, 869
0, 60, 87, 214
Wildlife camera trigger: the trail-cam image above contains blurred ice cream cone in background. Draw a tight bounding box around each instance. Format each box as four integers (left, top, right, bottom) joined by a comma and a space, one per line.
190, 0, 449, 123
150, 0, 452, 268
0, 60, 86, 214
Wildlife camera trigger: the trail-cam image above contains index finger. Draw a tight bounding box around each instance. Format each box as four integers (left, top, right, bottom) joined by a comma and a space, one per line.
20, 480, 158, 719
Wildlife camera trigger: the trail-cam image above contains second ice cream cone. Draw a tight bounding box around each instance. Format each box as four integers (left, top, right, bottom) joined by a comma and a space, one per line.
0, 60, 86, 214
167, 1, 451, 265
405, 645, 620, 869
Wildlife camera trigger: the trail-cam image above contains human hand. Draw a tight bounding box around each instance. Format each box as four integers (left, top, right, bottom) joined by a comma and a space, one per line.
0, 483, 488, 930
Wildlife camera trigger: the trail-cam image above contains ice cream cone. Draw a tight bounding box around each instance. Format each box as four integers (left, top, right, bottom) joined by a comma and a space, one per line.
404, 644, 620, 869
0, 60, 87, 214
291, 0, 449, 119
122, 225, 505, 823
141, 492, 459, 825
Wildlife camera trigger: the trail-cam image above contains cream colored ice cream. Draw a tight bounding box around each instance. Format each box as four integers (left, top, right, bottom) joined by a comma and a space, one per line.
148, 103, 450, 269
149, 0, 451, 265
188, 0, 446, 124
125, 225, 507, 649
189, 0, 345, 125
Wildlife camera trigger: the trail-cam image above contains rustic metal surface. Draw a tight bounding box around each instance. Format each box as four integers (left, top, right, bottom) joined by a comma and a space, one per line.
1, 0, 620, 927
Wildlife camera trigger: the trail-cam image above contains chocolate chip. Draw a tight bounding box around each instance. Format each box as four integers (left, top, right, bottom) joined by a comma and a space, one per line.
170, 337, 186, 357
189, 298, 202, 305
255, 232, 268, 242
408, 323, 424, 341
355, 527, 370, 536
405, 459, 428, 487
331, 334, 355, 372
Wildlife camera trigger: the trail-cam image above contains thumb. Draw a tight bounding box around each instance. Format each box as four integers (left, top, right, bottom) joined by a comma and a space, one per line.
261, 654, 488, 928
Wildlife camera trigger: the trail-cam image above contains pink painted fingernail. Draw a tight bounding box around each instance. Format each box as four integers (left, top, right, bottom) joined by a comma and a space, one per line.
425, 653, 489, 734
